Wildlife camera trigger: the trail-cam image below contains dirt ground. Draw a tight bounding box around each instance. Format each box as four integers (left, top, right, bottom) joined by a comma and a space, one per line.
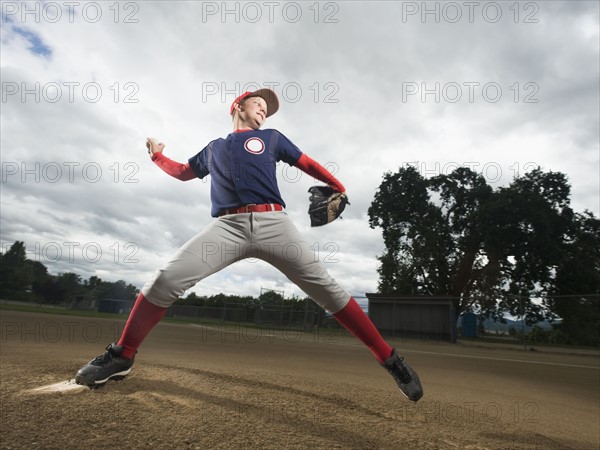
1, 310, 598, 450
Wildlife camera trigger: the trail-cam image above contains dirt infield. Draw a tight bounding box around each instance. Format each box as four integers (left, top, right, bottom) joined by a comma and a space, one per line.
1, 310, 598, 449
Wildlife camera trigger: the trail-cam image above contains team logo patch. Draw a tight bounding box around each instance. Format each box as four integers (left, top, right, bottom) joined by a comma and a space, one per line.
244, 137, 265, 155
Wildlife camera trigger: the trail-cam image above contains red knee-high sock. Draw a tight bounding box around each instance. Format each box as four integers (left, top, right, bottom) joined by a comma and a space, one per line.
118, 293, 167, 359
333, 297, 393, 364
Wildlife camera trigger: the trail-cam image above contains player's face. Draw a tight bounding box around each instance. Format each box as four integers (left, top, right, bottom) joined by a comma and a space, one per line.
238, 96, 267, 129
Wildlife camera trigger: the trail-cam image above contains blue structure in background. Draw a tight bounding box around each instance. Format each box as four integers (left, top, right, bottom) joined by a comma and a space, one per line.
461, 312, 478, 338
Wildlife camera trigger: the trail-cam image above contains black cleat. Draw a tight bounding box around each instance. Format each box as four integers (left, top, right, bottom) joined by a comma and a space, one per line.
75, 343, 134, 387
383, 349, 423, 402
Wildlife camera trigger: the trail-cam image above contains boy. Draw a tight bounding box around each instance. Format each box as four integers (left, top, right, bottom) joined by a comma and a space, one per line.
75, 88, 423, 402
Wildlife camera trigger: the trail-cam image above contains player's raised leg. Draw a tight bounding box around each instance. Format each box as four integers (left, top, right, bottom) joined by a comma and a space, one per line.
75, 216, 250, 387
255, 212, 423, 401
332, 297, 423, 402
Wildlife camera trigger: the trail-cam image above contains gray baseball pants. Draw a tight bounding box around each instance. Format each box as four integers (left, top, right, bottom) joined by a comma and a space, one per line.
142, 211, 351, 313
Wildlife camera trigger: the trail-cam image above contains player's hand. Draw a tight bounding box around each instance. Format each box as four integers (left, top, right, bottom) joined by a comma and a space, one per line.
146, 137, 165, 156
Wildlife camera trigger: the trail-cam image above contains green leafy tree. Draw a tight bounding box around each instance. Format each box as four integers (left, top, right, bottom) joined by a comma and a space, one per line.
84, 276, 102, 290
36, 278, 67, 304
56, 272, 83, 298
82, 277, 138, 301
484, 169, 574, 321
259, 290, 285, 304
204, 293, 227, 307
548, 211, 600, 345
0, 241, 33, 300
368, 166, 577, 323
367, 166, 446, 296
175, 292, 205, 306
0, 242, 140, 305
28, 260, 54, 302
99, 279, 139, 301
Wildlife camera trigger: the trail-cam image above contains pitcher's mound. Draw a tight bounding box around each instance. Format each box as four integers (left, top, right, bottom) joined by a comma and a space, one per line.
25, 379, 90, 394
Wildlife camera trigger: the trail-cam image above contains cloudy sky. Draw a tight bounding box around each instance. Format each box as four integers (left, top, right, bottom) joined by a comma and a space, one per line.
1, 1, 598, 304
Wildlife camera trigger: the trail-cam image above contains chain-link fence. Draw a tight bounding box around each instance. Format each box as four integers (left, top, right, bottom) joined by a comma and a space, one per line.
61, 293, 599, 347
64, 296, 341, 332
163, 300, 340, 332
458, 294, 599, 347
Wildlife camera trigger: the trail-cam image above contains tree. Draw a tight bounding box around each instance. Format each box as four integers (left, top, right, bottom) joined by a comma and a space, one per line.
548, 211, 600, 345
99, 279, 139, 301
28, 260, 52, 302
84, 276, 102, 290
368, 166, 578, 323
36, 278, 67, 304
259, 290, 285, 304
175, 292, 204, 306
0, 243, 142, 304
56, 272, 83, 297
483, 169, 574, 321
0, 241, 33, 300
367, 166, 447, 296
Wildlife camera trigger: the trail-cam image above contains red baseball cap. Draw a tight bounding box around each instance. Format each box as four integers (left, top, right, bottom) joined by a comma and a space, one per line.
230, 88, 279, 118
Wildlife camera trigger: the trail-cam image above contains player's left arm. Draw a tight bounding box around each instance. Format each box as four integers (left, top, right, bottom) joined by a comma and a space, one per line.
294, 153, 346, 193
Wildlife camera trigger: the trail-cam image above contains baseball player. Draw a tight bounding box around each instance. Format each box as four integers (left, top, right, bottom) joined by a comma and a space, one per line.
75, 89, 423, 402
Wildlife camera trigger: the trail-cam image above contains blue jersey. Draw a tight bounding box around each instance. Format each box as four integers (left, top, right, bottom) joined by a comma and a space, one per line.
188, 129, 302, 217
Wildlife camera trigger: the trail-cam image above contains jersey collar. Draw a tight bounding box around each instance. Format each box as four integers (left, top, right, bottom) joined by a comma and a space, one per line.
233, 128, 256, 133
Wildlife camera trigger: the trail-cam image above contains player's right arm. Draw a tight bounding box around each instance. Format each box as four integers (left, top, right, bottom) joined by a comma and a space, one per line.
146, 137, 196, 181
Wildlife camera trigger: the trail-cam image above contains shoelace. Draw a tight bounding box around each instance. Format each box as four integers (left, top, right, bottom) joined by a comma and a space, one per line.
92, 348, 115, 365
389, 357, 412, 384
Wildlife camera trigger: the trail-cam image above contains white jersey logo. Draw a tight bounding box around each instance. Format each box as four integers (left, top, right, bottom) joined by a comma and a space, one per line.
244, 137, 265, 155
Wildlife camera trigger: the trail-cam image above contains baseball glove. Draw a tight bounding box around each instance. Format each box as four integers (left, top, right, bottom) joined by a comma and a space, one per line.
308, 186, 350, 227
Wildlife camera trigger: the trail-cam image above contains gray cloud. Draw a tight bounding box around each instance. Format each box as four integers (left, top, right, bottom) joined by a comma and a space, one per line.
1, 1, 598, 299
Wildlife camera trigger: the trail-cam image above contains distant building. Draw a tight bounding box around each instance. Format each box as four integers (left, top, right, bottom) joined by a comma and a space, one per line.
366, 294, 457, 342
97, 298, 135, 314
69, 294, 96, 311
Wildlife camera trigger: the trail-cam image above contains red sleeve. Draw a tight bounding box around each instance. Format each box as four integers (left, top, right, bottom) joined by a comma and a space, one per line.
151, 152, 196, 181
294, 153, 345, 192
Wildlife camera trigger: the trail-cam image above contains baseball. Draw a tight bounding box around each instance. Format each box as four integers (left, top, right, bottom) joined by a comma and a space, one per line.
146, 137, 162, 155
